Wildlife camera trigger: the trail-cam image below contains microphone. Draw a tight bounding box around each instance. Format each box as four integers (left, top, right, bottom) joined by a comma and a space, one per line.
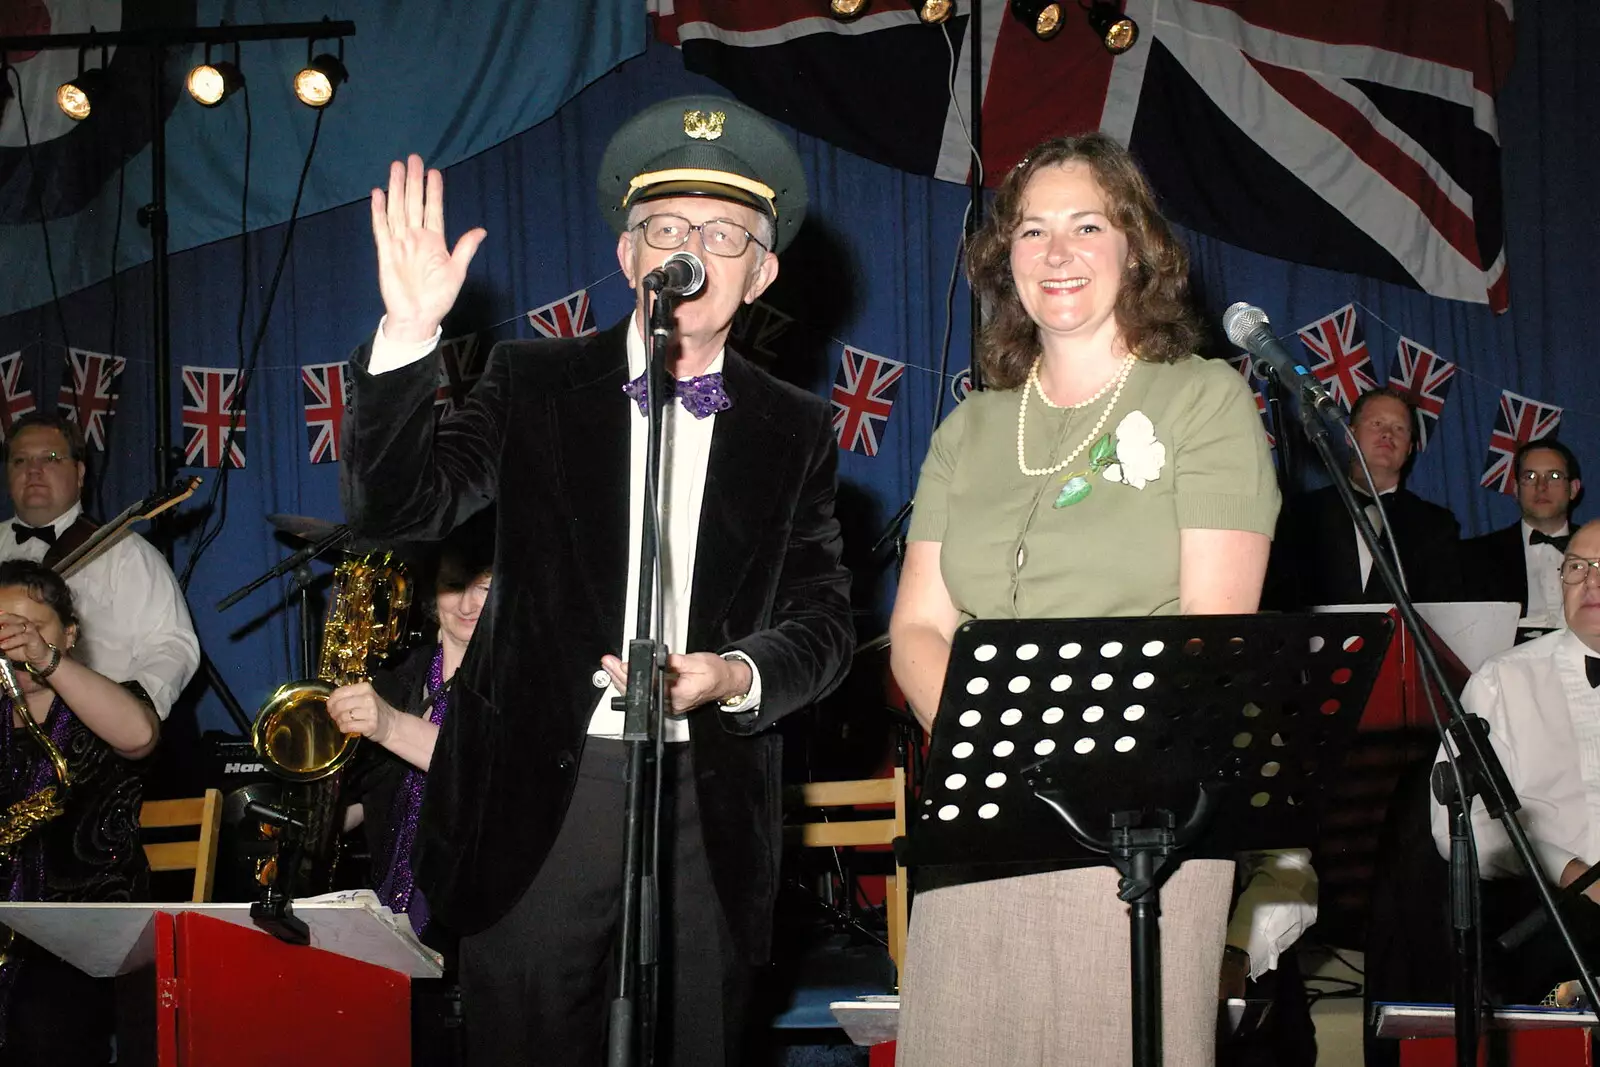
642, 250, 706, 297
1222, 302, 1340, 423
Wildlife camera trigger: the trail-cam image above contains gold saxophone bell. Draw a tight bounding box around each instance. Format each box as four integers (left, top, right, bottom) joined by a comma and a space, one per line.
0, 655, 70, 860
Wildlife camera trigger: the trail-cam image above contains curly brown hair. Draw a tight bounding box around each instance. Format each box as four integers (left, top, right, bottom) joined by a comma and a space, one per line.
968, 133, 1203, 388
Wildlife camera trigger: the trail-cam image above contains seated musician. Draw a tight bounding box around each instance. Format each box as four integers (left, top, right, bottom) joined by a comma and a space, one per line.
0, 414, 198, 722
1430, 517, 1600, 1000
0, 559, 161, 1065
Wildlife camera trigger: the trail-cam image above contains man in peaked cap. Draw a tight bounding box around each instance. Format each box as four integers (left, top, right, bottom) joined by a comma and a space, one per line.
340, 95, 853, 1065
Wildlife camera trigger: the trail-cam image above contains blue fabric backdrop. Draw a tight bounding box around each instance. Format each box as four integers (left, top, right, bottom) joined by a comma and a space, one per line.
0, 1, 1595, 742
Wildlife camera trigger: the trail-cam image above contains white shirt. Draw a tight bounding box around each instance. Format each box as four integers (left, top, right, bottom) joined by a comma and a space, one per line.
1354, 486, 1398, 592
1521, 519, 1569, 628
1430, 628, 1600, 881
368, 318, 762, 743
0, 502, 200, 719
1225, 848, 1318, 981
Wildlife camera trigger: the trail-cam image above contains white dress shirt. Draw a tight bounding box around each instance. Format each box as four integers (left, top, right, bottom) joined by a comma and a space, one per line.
1521, 520, 1570, 628
367, 317, 762, 743
1225, 848, 1318, 981
0, 503, 200, 719
1355, 486, 1398, 592
1431, 628, 1600, 881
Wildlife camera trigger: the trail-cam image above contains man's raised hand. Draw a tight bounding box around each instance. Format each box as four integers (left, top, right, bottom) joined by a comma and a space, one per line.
370, 154, 487, 344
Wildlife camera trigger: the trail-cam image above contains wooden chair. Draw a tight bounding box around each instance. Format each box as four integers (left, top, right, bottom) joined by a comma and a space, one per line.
139, 788, 224, 903
790, 766, 909, 975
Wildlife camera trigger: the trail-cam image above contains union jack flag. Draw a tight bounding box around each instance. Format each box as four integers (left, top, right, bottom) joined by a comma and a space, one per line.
1224, 354, 1276, 449
526, 289, 597, 340
0, 351, 36, 434
301, 362, 349, 465
1297, 304, 1378, 412
730, 299, 793, 365
831, 346, 905, 457
1482, 390, 1562, 496
181, 366, 246, 469
435, 335, 485, 418
1388, 338, 1456, 452
57, 348, 125, 450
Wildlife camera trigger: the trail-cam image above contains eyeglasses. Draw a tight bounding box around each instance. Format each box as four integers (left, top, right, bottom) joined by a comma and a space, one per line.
1520, 469, 1571, 486
1559, 557, 1600, 584
7, 451, 70, 471
634, 214, 767, 258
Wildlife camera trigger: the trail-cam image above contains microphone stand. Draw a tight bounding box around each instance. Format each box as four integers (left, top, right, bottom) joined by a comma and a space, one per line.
608, 282, 677, 1067
1274, 368, 1600, 1067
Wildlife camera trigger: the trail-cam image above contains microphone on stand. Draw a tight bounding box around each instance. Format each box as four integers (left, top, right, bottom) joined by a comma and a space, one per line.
1222, 302, 1341, 424
642, 250, 706, 297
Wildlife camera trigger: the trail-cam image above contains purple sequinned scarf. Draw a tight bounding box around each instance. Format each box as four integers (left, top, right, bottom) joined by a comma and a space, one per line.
376, 646, 448, 935
0, 694, 73, 1040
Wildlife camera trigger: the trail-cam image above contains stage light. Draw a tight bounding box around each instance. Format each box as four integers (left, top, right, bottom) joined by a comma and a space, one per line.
831, 0, 869, 16
187, 46, 244, 108
1084, 1, 1138, 54
56, 67, 108, 121
912, 0, 954, 24
293, 51, 346, 108
1010, 0, 1065, 39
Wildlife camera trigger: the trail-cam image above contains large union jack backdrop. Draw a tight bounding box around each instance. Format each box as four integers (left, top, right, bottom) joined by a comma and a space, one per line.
831, 346, 905, 457
1298, 304, 1378, 412
302, 362, 349, 465
1388, 338, 1457, 452
435, 335, 486, 418
0, 351, 36, 434
57, 347, 125, 451
1481, 389, 1562, 495
182, 366, 246, 469
526, 289, 598, 340
1224, 353, 1276, 449
730, 299, 794, 365
652, 0, 1512, 309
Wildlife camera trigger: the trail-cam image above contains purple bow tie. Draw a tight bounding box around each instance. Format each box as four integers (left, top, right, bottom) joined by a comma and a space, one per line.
622, 370, 732, 420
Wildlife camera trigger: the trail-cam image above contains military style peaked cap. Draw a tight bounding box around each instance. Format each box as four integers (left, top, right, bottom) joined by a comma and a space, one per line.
597, 95, 808, 253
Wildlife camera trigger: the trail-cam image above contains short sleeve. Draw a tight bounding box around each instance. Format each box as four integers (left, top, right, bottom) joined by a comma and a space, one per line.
1168, 360, 1280, 534
907, 401, 970, 543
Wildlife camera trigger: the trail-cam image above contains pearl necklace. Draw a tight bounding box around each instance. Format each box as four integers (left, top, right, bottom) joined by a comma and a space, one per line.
1016, 355, 1136, 477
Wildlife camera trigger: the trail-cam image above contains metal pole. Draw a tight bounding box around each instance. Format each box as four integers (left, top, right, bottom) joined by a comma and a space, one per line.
146, 46, 173, 541
967, 0, 984, 391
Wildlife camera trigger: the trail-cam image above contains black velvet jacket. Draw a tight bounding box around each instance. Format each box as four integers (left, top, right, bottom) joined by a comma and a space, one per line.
341, 319, 854, 959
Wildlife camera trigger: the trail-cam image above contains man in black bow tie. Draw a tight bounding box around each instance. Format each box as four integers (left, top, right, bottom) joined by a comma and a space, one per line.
1431, 518, 1600, 999
340, 95, 852, 1066
1462, 439, 1582, 628
0, 413, 198, 722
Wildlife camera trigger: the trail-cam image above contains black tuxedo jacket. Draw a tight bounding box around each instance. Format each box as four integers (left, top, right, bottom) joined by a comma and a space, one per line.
1265, 484, 1463, 609
1460, 522, 1530, 613
341, 319, 855, 959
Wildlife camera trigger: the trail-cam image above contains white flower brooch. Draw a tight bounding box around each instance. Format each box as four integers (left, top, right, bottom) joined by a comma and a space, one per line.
1054, 410, 1167, 508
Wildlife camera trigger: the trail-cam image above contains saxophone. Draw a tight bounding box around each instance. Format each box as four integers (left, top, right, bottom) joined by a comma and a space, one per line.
251, 553, 412, 891
0, 657, 70, 860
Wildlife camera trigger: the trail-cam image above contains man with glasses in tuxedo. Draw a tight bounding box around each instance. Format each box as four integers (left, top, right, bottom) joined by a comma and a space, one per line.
1463, 439, 1583, 633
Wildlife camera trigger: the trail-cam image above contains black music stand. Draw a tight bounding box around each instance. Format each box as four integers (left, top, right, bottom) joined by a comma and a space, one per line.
908, 613, 1393, 1067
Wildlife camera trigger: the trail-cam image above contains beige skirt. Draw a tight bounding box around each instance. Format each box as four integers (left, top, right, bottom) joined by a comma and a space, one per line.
896, 859, 1235, 1067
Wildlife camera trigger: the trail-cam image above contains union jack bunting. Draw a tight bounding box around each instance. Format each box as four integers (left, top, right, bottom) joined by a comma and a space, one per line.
1388, 338, 1457, 452
730, 300, 793, 364
1297, 304, 1378, 412
0, 351, 36, 434
1224, 354, 1276, 449
181, 366, 246, 469
831, 346, 905, 457
57, 348, 125, 450
526, 289, 597, 340
950, 368, 974, 404
435, 335, 485, 417
1482, 389, 1562, 496
302, 362, 350, 465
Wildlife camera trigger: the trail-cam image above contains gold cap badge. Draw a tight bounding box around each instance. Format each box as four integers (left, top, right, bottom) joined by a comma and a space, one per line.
683, 109, 726, 140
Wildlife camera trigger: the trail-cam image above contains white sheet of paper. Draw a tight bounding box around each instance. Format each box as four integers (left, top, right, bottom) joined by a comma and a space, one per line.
1311, 602, 1521, 673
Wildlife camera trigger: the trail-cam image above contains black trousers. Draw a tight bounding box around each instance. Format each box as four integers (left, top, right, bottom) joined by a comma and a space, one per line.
458, 739, 750, 1067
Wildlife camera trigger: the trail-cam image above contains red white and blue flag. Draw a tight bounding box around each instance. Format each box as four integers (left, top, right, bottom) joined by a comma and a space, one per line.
302, 362, 350, 465
1224, 353, 1275, 449
526, 289, 598, 340
0, 350, 36, 434
950, 368, 974, 405
831, 346, 905, 457
435, 335, 486, 417
57, 348, 125, 451
1388, 337, 1456, 452
1297, 304, 1378, 412
651, 0, 1513, 309
181, 366, 246, 469
1482, 389, 1562, 496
